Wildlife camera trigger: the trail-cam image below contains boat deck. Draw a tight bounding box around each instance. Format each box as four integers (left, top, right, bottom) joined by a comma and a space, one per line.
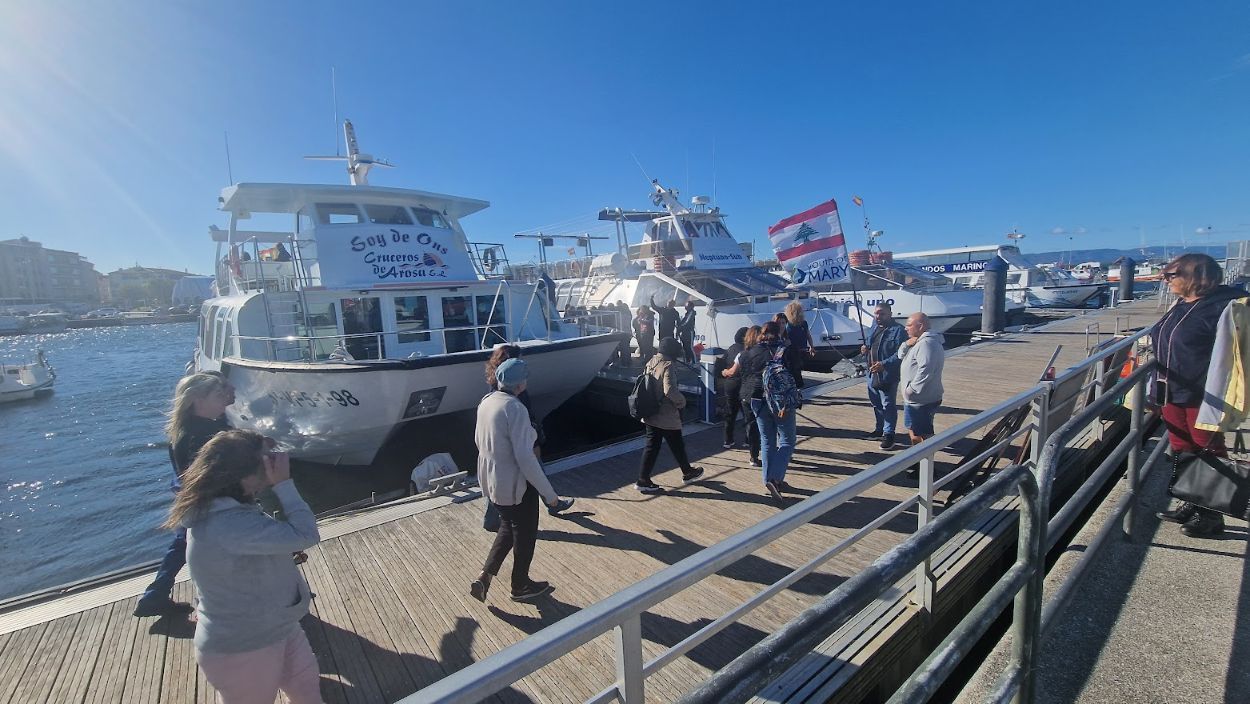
0, 301, 1160, 704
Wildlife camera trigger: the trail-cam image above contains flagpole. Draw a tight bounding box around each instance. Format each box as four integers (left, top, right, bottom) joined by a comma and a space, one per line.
849, 195, 870, 354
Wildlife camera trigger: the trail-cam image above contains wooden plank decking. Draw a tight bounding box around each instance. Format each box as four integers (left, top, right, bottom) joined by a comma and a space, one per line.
0, 301, 1161, 704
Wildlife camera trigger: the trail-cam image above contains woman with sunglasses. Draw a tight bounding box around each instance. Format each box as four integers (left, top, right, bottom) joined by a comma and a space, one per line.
1153, 253, 1245, 537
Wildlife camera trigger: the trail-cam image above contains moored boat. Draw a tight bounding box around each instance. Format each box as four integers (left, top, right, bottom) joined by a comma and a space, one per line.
194, 121, 624, 465
0, 351, 55, 403
897, 244, 1105, 308
541, 182, 863, 370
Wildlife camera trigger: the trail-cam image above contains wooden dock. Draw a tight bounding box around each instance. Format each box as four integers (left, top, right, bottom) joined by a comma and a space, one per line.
0, 301, 1161, 704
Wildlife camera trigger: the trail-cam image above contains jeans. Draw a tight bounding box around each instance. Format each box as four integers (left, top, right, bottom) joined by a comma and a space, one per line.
140, 527, 187, 605
638, 425, 695, 481
196, 629, 322, 704
751, 399, 796, 484
482, 485, 541, 592
867, 381, 899, 435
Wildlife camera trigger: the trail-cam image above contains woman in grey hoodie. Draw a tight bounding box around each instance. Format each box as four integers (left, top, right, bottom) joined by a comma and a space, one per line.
165, 429, 321, 704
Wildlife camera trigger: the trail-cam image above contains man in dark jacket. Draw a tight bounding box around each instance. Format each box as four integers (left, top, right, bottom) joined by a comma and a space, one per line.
678, 300, 697, 363
652, 294, 679, 341
862, 303, 907, 450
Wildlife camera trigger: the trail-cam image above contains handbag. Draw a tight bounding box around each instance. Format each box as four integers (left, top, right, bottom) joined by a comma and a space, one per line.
1169, 451, 1250, 519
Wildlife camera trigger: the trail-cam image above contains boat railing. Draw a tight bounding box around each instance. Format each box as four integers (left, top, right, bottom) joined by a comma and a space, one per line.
404, 327, 1156, 704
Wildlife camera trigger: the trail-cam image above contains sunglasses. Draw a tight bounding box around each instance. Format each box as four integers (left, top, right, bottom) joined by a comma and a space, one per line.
1162, 271, 1182, 281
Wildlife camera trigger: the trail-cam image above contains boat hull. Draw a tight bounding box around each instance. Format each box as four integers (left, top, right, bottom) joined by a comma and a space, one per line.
1016, 282, 1105, 308
215, 333, 625, 465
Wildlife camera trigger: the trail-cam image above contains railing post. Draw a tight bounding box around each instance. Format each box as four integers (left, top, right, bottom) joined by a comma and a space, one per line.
1011, 471, 1043, 704
614, 614, 645, 704
1030, 386, 1051, 469
1092, 358, 1107, 441
1122, 375, 1146, 540
912, 455, 936, 616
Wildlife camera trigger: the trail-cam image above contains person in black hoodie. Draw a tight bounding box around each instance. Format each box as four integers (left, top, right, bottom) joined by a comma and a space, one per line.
717, 327, 749, 448
652, 294, 680, 341
1153, 253, 1245, 537
678, 301, 698, 363
135, 372, 235, 617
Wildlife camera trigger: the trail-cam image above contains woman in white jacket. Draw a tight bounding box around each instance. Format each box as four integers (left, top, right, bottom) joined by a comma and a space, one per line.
471, 358, 574, 603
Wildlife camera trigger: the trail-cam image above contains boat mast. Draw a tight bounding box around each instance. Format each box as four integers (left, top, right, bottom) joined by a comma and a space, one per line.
305, 120, 394, 186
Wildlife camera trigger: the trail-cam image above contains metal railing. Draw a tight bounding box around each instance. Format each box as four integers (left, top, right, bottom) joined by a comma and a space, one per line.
404, 327, 1159, 704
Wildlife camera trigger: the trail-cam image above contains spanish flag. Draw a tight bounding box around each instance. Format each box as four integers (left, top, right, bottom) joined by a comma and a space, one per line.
852, 195, 863, 207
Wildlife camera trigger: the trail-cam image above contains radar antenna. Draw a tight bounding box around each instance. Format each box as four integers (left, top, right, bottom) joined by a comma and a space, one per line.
305, 119, 395, 186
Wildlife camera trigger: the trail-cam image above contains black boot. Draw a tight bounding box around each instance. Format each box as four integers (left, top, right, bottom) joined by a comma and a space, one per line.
1181, 508, 1224, 538
1157, 501, 1197, 524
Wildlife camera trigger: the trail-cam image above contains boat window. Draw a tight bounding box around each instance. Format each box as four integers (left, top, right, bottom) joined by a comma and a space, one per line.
316, 203, 364, 225
297, 208, 315, 234
220, 319, 234, 358
411, 208, 451, 229
1008, 273, 1024, 286
476, 294, 508, 348
340, 297, 384, 359
201, 305, 217, 358
364, 204, 414, 225
442, 296, 476, 353
303, 301, 339, 359
394, 296, 431, 343
214, 307, 231, 359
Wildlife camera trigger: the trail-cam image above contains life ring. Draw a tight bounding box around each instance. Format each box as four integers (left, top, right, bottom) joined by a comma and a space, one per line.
482, 248, 498, 272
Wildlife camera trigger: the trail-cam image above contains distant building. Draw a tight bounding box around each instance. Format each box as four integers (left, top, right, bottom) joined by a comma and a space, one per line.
106, 266, 203, 308
0, 236, 101, 305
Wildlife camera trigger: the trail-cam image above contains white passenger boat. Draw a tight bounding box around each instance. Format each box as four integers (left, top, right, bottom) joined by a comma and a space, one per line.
1106, 258, 1164, 284
897, 245, 1105, 308
788, 261, 985, 335
0, 351, 55, 403
194, 121, 624, 465
545, 182, 863, 370
1070, 261, 1107, 282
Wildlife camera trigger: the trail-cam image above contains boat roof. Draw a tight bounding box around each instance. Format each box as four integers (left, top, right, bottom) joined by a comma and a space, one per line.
218, 183, 490, 219
894, 244, 1001, 258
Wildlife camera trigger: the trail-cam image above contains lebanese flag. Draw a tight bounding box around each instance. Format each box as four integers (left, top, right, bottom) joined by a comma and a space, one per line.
767, 199, 846, 264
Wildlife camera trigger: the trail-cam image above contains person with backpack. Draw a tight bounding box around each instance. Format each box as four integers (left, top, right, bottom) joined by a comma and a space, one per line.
632, 305, 656, 365
722, 321, 798, 500
635, 337, 705, 494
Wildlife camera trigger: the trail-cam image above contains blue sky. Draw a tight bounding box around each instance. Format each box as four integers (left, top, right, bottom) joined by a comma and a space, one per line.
1, 1, 1247, 275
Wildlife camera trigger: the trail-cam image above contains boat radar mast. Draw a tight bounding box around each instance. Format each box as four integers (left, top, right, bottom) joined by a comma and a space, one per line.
305, 119, 394, 186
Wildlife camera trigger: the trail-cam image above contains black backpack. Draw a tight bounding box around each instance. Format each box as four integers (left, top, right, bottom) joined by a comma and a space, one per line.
627, 371, 662, 419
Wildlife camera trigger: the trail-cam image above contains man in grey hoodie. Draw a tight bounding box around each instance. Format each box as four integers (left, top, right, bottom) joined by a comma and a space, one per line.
898, 312, 945, 447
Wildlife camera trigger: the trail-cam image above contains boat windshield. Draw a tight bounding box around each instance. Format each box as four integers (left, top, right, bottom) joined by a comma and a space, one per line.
857, 262, 951, 288
675, 268, 789, 302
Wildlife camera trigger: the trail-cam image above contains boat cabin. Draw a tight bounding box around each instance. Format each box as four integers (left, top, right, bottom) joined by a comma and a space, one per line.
199, 183, 561, 365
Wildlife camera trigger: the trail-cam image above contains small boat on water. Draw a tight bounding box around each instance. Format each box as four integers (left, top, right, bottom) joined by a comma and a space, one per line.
897, 244, 1105, 308
541, 181, 864, 370
0, 351, 55, 403
194, 120, 624, 465
1106, 258, 1164, 284
25, 313, 68, 334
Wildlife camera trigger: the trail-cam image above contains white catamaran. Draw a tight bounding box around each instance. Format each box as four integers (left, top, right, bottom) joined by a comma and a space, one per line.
544, 182, 864, 370
194, 121, 624, 465
896, 245, 1105, 308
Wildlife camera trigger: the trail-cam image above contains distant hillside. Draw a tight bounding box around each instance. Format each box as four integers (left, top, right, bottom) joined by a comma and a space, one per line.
1021, 245, 1227, 266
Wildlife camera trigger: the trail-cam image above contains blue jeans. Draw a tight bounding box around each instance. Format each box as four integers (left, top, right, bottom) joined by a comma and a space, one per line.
140, 527, 186, 604
751, 399, 796, 484
867, 381, 899, 435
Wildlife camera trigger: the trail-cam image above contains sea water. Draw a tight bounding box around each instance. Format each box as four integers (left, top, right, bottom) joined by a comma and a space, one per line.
0, 324, 198, 601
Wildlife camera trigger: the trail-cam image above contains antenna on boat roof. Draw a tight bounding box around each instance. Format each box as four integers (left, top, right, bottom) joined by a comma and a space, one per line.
711, 137, 717, 206
305, 119, 394, 186
331, 67, 340, 157
630, 152, 652, 184
223, 131, 234, 186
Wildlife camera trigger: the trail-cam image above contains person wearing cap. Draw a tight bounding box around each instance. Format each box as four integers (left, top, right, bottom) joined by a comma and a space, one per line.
471, 358, 574, 603
635, 337, 705, 494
